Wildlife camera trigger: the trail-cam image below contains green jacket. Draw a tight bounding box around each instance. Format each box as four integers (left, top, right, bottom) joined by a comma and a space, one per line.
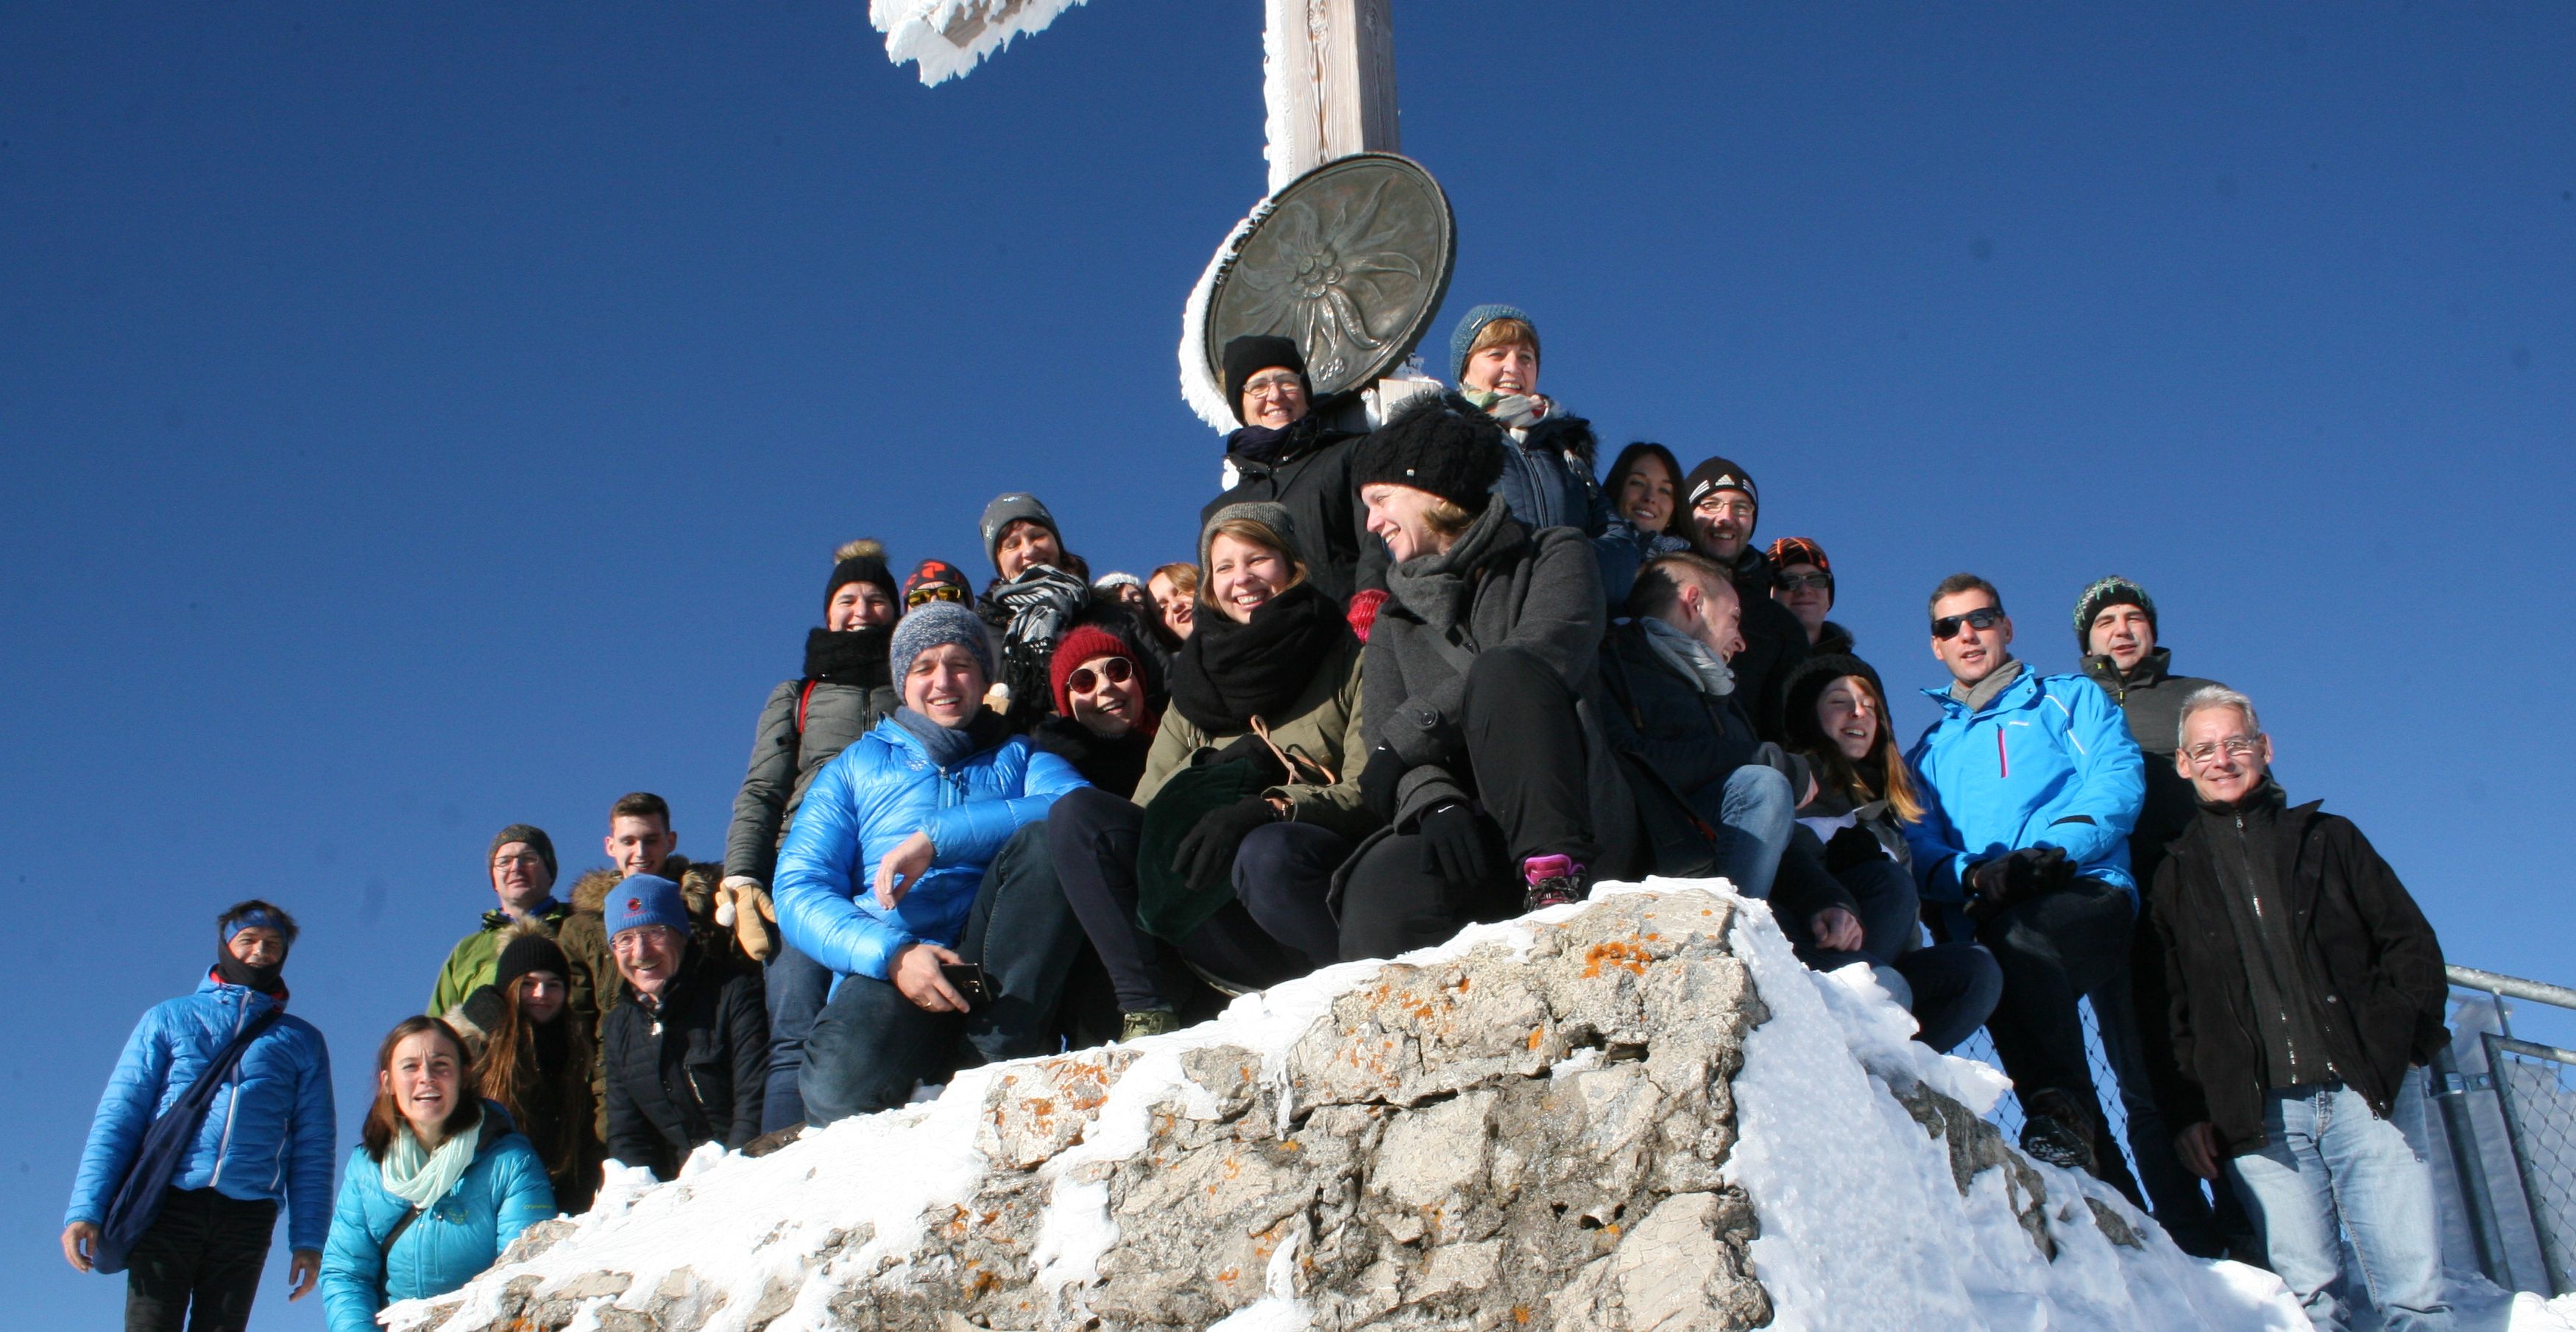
1133, 634, 1378, 843
427, 901, 596, 1031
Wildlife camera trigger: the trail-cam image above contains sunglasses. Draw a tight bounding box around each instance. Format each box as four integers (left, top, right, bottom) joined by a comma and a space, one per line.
1931, 607, 2005, 640
1776, 573, 1833, 593
1066, 656, 1134, 694
905, 584, 966, 609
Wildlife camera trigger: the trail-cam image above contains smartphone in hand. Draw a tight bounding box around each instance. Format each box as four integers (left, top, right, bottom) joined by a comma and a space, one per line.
938, 962, 991, 1010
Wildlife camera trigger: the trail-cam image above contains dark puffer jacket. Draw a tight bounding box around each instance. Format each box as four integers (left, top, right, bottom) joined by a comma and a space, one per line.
2081, 647, 2222, 891
1493, 414, 1610, 538
601, 949, 768, 1180
2148, 788, 2448, 1156
1722, 547, 1812, 743
1207, 413, 1379, 603
725, 629, 902, 886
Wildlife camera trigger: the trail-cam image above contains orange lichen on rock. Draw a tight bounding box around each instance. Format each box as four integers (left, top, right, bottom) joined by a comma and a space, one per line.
1582, 940, 1652, 978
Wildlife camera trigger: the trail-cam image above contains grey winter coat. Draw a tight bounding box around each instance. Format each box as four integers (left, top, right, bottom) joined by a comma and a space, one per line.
725, 676, 899, 885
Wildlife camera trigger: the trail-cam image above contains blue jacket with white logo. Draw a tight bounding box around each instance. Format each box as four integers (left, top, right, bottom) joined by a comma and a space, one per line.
66, 977, 337, 1252
774, 718, 1086, 983
1903, 665, 2147, 909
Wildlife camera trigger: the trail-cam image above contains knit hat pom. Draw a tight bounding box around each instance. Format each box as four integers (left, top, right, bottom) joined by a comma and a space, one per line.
825, 538, 899, 614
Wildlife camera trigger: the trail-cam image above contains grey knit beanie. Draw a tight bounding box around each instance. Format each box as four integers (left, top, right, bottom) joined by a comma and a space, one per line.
1448, 303, 1538, 383
979, 492, 1060, 571
1198, 500, 1305, 570
888, 600, 995, 681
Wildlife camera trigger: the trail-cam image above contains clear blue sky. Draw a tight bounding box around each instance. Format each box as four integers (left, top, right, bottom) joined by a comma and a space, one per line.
5, 3, 2569, 1324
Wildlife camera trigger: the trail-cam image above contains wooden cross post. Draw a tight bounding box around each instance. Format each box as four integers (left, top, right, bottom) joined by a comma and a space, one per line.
1263, 0, 1400, 194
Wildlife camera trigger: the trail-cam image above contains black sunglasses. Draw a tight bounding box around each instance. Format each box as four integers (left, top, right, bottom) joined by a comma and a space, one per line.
1066, 657, 1135, 694
1776, 573, 1833, 593
1931, 607, 2005, 640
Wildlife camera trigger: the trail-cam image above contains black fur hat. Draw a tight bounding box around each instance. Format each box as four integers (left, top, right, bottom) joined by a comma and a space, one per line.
1351, 393, 1506, 514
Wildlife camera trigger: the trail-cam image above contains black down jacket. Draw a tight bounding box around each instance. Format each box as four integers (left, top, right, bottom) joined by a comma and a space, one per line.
601, 950, 768, 1179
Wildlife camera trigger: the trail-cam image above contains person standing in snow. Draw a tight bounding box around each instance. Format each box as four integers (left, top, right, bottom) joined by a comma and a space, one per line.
1591, 441, 1693, 606
1677, 457, 1811, 741
63, 901, 336, 1332
2148, 687, 2452, 1331
1203, 334, 1380, 603
1337, 395, 1632, 959
426, 826, 595, 1034
774, 602, 1092, 1121
1765, 536, 1855, 656
1447, 305, 1610, 538
1902, 573, 2149, 1198
974, 492, 1164, 730
598, 874, 768, 1178
721, 539, 905, 1133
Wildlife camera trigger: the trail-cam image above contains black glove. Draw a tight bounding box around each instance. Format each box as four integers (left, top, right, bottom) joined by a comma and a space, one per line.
1356, 743, 1405, 824
1822, 823, 1884, 876
1172, 797, 1279, 893
1416, 802, 1498, 890
1196, 733, 1289, 787
1964, 846, 2073, 921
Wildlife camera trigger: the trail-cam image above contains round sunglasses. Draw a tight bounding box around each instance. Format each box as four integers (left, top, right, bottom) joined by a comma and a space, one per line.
1065, 656, 1134, 694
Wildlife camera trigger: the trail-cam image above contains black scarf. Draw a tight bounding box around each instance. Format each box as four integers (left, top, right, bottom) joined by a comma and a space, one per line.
213, 949, 286, 998
1225, 412, 1334, 469
802, 626, 895, 687
1167, 583, 1351, 734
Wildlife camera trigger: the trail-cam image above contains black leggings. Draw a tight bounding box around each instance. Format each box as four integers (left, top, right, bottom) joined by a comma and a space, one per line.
1338, 645, 1599, 961
1048, 785, 1348, 1010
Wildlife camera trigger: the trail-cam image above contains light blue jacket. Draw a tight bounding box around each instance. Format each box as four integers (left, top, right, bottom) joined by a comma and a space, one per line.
319, 1104, 554, 1332
1903, 665, 2147, 907
774, 718, 1086, 983
66, 977, 336, 1253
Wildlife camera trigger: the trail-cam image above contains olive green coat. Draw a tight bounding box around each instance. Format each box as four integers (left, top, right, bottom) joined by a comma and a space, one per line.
1132, 634, 1378, 843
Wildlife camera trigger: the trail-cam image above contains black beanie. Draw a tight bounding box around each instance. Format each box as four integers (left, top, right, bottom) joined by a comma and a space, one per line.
489, 823, 556, 883
1780, 653, 1892, 757
1351, 393, 1507, 514
1682, 456, 1758, 514
825, 539, 898, 615
2072, 575, 2157, 656
493, 926, 573, 994
1222, 335, 1307, 424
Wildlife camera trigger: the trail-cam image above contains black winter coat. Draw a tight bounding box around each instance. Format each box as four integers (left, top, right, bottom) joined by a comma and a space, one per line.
1724, 549, 1812, 743
602, 952, 768, 1179
2149, 791, 2449, 1157
2081, 648, 2222, 892
1209, 417, 1379, 604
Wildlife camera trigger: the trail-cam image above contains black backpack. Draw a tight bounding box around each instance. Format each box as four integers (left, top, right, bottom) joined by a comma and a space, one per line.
93, 1006, 285, 1273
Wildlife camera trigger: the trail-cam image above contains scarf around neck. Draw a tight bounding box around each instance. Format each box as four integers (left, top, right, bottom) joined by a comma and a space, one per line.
1462, 386, 1557, 432
382, 1108, 484, 1209
803, 626, 896, 687
1949, 659, 2025, 714
1638, 617, 1735, 697
1225, 412, 1336, 469
1384, 501, 1521, 630
1167, 583, 1351, 734
893, 706, 1001, 768
212, 950, 287, 998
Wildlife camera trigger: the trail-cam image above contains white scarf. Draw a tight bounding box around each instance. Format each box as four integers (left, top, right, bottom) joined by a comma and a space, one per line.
381, 1112, 482, 1209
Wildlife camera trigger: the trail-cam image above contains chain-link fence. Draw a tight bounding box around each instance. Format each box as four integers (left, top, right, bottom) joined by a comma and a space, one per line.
1951, 997, 2148, 1191
2483, 1031, 2576, 1294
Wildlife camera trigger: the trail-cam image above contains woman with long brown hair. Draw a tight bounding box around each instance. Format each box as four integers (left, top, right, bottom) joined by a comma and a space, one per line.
456, 924, 600, 1213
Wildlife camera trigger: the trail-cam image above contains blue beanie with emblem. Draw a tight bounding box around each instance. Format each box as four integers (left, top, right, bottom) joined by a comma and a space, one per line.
1448, 303, 1538, 383
602, 874, 688, 938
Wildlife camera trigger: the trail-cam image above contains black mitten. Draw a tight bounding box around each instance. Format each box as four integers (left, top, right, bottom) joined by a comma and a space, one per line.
1172, 798, 1279, 893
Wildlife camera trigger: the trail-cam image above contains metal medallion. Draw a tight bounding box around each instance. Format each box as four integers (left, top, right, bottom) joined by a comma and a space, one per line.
1201, 152, 1457, 400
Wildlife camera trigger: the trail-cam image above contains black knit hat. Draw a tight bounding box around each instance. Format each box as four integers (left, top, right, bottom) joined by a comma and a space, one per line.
1780, 653, 1892, 756
1682, 456, 1758, 514
493, 925, 571, 994
489, 823, 556, 883
1351, 393, 1507, 514
824, 539, 898, 615
1222, 335, 1306, 425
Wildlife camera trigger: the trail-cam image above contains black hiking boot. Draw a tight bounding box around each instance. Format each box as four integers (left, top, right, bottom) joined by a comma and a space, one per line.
2019, 1088, 2101, 1176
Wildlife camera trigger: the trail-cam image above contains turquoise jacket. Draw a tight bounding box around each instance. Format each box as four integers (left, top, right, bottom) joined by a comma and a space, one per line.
319, 1103, 554, 1332
1902, 665, 2146, 907
774, 717, 1086, 983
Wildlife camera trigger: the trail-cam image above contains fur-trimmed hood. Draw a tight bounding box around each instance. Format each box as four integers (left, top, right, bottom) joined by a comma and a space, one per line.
569, 854, 718, 918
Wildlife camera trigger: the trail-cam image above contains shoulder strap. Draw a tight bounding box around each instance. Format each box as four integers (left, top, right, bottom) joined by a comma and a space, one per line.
210, 1006, 286, 1086
380, 1203, 425, 1258
796, 679, 819, 735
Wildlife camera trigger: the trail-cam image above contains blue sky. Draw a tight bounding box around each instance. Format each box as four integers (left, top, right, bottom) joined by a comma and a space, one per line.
4, 3, 2570, 1323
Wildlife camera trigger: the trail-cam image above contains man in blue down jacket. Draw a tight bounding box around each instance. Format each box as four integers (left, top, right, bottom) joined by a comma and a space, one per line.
775, 601, 1089, 1124
64, 900, 336, 1332
1904, 574, 2148, 1194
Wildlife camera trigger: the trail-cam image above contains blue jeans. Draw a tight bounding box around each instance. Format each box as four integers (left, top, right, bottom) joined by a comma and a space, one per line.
760, 941, 832, 1133
2227, 1074, 2450, 1332
1711, 765, 1793, 901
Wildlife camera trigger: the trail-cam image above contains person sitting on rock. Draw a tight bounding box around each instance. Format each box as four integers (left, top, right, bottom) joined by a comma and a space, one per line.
1766, 536, 1853, 656
1677, 456, 1810, 741
974, 492, 1164, 730
1052, 503, 1377, 1039
1030, 621, 1164, 800
1590, 441, 1694, 606
599, 875, 766, 1178
1903, 573, 2148, 1199
774, 603, 1091, 1122
1205, 334, 1379, 603
1448, 304, 1610, 539
1337, 394, 1633, 960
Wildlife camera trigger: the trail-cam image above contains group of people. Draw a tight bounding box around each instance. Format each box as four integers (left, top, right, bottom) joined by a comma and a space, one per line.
66, 305, 2456, 1332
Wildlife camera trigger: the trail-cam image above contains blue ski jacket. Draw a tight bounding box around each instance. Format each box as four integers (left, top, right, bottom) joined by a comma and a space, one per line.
1903, 665, 2147, 906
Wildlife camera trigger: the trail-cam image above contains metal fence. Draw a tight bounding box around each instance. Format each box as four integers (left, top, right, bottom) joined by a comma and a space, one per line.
2435, 966, 2576, 1296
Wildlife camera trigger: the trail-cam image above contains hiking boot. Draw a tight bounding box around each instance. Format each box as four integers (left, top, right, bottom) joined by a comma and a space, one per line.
1120, 1009, 1181, 1042
2018, 1088, 2101, 1176
1521, 854, 1589, 913
742, 1122, 805, 1158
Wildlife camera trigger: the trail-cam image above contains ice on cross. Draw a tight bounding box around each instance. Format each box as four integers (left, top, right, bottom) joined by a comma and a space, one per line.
868, 0, 1092, 87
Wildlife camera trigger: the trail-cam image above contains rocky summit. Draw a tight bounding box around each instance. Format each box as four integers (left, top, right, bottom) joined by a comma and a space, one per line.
388, 883, 2305, 1332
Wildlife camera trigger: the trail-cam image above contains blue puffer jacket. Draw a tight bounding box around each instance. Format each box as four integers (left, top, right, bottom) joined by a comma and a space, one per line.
1491, 414, 1611, 538
1903, 665, 2147, 910
320, 1103, 553, 1332
775, 717, 1086, 983
66, 977, 336, 1253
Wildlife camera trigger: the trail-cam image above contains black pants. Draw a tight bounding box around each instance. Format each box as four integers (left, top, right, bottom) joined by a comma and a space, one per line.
799, 821, 1087, 1123
124, 1188, 275, 1332
1339, 646, 1598, 962
1975, 876, 2146, 1202
1792, 858, 2002, 1055
1050, 785, 1347, 1010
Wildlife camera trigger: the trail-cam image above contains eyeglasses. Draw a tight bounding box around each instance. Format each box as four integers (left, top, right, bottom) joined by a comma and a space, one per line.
1931, 607, 2005, 640
1066, 657, 1134, 694
611, 927, 679, 954
2183, 735, 2264, 768
906, 584, 966, 609
1242, 372, 1303, 397
1777, 573, 1833, 593
492, 853, 546, 869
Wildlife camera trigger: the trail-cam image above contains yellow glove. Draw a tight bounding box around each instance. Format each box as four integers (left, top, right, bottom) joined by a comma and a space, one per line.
717, 876, 779, 963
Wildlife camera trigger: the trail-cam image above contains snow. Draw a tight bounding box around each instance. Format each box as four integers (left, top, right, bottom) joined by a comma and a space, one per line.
868, 0, 1089, 88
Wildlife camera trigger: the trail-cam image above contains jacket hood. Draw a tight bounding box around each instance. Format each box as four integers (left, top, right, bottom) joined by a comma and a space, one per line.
570, 856, 712, 915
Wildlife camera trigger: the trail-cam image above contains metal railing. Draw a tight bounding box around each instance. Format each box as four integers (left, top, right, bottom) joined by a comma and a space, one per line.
2438, 965, 2576, 1296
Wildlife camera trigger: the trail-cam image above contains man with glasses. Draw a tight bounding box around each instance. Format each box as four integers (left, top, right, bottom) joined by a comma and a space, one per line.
2150, 687, 2450, 1331
428, 824, 597, 1035
600, 874, 768, 1180
1904, 573, 2148, 1193
1680, 457, 1809, 739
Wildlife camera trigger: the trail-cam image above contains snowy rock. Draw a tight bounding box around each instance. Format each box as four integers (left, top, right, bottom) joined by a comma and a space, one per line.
392, 882, 2310, 1332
